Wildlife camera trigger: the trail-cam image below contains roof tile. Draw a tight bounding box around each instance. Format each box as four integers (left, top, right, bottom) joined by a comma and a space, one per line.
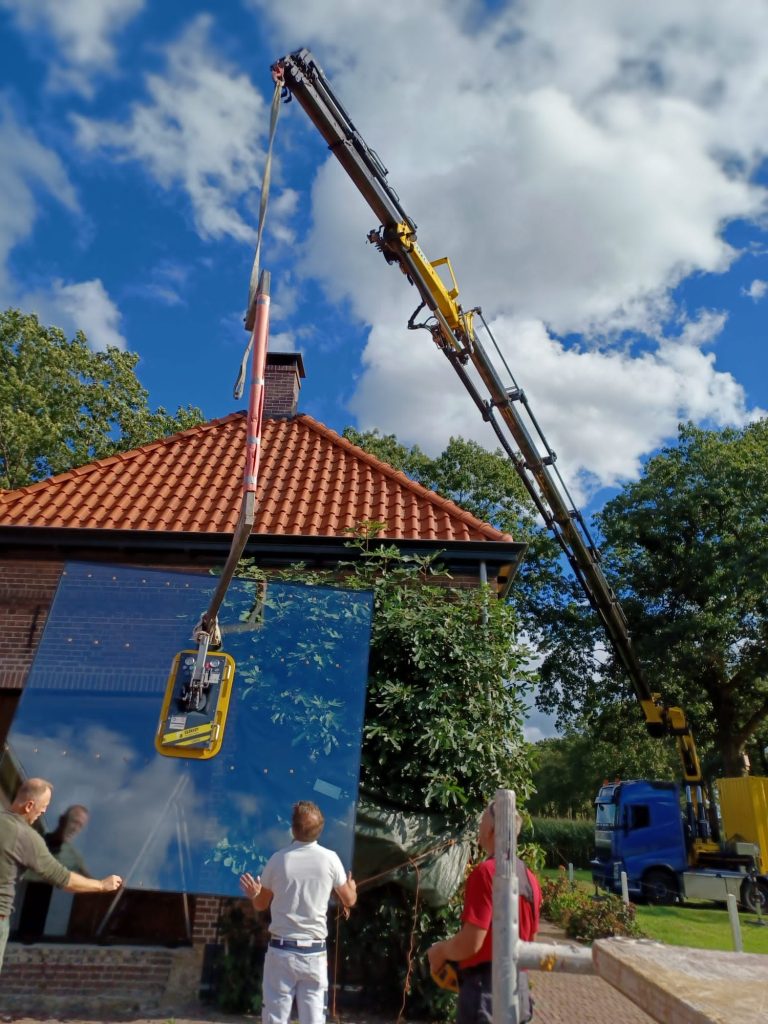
0, 412, 512, 544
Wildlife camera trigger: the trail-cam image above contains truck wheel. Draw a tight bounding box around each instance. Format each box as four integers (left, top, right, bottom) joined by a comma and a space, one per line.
741, 879, 768, 915
641, 869, 677, 905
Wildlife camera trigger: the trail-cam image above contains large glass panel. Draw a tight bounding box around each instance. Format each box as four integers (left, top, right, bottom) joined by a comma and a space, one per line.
2, 562, 373, 898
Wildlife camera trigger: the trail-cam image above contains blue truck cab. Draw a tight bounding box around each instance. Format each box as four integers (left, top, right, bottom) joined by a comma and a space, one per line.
592, 779, 689, 902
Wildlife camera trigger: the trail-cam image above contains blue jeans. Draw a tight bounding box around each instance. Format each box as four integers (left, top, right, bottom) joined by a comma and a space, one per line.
0, 916, 9, 974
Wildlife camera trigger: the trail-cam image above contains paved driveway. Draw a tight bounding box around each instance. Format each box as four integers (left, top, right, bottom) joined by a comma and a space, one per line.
531, 918, 656, 1024
2, 921, 658, 1024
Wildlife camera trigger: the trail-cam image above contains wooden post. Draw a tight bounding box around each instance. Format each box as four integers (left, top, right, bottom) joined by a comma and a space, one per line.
620, 871, 629, 905
493, 788, 519, 1024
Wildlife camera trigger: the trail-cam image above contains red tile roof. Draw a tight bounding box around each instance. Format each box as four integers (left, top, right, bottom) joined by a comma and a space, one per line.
0, 413, 512, 544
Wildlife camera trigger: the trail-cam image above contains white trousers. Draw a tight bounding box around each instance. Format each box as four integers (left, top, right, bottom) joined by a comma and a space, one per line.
262, 946, 328, 1024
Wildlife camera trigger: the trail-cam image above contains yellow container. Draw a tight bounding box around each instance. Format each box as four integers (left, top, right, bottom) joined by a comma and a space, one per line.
716, 776, 768, 874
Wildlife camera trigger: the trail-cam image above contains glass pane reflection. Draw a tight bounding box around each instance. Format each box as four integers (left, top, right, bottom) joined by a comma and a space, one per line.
2, 562, 372, 897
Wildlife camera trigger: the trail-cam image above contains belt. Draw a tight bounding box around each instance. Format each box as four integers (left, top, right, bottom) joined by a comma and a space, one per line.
269, 938, 326, 953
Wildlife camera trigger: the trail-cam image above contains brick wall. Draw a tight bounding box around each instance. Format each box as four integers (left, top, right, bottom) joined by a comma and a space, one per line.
0, 546, 484, 1007
192, 894, 223, 944
1, 942, 202, 1015
0, 559, 63, 689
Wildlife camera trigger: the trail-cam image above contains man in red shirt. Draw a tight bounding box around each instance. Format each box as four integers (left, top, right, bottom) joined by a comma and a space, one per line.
428, 801, 542, 1023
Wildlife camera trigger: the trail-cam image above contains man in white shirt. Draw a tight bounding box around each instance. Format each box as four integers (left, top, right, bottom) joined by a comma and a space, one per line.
240, 800, 357, 1024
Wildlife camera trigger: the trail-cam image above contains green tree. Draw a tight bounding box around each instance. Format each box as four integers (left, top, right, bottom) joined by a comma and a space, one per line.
0, 308, 203, 489
537, 421, 768, 777
529, 715, 679, 818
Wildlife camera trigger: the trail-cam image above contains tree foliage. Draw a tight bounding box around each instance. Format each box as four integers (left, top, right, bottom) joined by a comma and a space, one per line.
537, 421, 768, 777
529, 714, 678, 819
0, 308, 203, 489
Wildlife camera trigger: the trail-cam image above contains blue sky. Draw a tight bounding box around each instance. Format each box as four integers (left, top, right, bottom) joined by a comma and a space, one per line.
2, 3, 768, 742
2, 0, 767, 501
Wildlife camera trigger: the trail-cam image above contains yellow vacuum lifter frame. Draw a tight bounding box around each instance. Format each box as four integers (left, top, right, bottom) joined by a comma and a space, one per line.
155, 649, 235, 760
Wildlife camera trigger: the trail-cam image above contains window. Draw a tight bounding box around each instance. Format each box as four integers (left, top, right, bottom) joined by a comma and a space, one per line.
629, 804, 651, 830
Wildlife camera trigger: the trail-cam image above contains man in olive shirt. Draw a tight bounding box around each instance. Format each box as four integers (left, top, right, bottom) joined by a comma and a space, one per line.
0, 778, 122, 971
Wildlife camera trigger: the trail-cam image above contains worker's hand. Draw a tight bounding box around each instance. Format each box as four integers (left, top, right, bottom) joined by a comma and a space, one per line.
346, 871, 357, 895
240, 872, 262, 900
100, 875, 123, 892
427, 940, 447, 974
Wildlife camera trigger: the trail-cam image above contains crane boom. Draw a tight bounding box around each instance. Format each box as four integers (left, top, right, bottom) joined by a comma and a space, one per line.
272, 48, 702, 785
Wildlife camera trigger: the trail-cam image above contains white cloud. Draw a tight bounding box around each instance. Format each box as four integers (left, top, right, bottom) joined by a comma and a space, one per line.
0, 0, 145, 96
742, 279, 767, 301
269, 331, 297, 352
128, 261, 190, 307
248, 0, 768, 489
50, 279, 126, 350
347, 309, 766, 501
73, 15, 279, 245
10, 723, 212, 887
0, 98, 125, 351
0, 97, 79, 296
20, 278, 127, 351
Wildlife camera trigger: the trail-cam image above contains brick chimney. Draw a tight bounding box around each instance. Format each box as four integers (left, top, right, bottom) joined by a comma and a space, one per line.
263, 353, 305, 419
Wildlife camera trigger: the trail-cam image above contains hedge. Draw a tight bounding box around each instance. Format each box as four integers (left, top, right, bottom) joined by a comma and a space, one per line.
520, 817, 594, 868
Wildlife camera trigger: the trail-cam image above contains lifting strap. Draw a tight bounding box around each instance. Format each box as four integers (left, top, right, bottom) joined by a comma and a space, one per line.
235, 75, 284, 398
187, 76, 283, 662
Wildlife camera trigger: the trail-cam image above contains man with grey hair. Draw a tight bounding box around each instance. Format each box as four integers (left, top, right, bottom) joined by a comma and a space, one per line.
428, 800, 541, 1023
0, 778, 122, 972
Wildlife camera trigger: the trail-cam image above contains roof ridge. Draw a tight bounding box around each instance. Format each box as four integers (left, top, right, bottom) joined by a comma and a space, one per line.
0, 411, 247, 503
296, 414, 512, 542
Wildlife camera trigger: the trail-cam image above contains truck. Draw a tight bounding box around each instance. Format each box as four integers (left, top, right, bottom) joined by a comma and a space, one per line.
594, 776, 768, 911
270, 48, 768, 912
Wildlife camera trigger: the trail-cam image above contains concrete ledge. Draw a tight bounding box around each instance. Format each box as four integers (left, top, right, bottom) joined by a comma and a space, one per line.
2, 942, 203, 1017
593, 937, 768, 1024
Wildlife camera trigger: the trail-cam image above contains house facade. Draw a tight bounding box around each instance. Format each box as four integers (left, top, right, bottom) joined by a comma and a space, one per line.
0, 353, 525, 1013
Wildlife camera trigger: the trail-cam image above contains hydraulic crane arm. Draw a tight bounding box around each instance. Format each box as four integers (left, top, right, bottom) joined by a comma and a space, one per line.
272, 48, 703, 786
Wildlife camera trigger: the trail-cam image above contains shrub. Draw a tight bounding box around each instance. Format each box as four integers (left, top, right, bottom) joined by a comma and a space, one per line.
236, 542, 535, 1021
541, 871, 644, 942
214, 901, 267, 1012
566, 893, 643, 942
541, 873, 583, 925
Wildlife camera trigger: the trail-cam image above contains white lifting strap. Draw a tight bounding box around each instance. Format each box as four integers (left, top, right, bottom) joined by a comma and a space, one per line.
235, 76, 284, 398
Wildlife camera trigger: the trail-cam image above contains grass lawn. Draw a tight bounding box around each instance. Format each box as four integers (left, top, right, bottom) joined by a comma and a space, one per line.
540, 867, 768, 954
637, 904, 768, 954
